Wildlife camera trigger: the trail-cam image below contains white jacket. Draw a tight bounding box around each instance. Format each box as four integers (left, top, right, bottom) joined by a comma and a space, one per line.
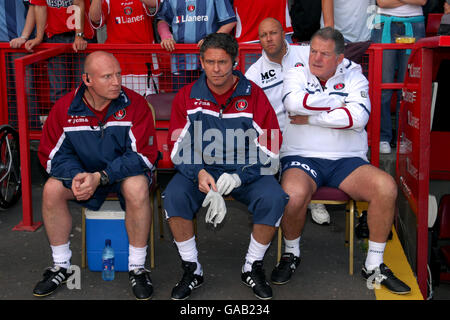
245, 42, 310, 132
280, 60, 371, 161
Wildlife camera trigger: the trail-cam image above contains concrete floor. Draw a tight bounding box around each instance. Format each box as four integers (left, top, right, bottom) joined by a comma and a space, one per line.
0, 186, 373, 300
0, 151, 449, 303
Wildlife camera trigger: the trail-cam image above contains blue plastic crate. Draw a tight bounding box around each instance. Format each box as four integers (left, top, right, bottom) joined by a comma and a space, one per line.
85, 201, 129, 272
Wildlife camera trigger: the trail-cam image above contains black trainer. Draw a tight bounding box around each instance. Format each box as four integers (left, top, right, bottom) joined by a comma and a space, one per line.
129, 268, 153, 300
33, 266, 68, 297
241, 260, 272, 300
271, 253, 301, 285
171, 261, 204, 300
362, 263, 411, 295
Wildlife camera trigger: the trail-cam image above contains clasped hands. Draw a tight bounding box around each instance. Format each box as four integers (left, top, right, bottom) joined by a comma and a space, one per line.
71, 172, 101, 201
199, 170, 241, 227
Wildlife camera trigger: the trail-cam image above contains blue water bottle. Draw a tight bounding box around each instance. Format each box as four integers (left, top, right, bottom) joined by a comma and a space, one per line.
102, 239, 115, 281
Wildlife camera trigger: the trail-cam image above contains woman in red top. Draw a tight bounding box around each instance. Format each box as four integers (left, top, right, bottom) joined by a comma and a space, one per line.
89, 0, 161, 96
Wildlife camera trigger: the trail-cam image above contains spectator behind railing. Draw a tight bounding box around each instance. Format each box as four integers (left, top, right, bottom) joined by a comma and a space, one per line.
155, 0, 236, 90
290, 0, 322, 43
26, 0, 96, 106
371, 0, 427, 155
233, 0, 294, 43
88, 0, 161, 96
0, 0, 27, 42
4, 1, 40, 129
321, 0, 375, 43
438, 0, 450, 35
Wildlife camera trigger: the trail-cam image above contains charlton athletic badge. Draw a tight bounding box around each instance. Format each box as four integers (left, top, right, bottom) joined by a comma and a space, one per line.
295, 62, 304, 67
114, 109, 126, 120
187, 4, 195, 12
235, 99, 248, 111
333, 83, 345, 90
124, 7, 132, 15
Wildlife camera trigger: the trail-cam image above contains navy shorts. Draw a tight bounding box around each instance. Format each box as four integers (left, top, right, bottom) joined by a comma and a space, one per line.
280, 155, 369, 188
62, 171, 153, 211
163, 172, 289, 227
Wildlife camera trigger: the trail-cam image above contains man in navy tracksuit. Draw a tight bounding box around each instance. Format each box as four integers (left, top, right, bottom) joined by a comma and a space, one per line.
34, 51, 158, 300
163, 33, 289, 300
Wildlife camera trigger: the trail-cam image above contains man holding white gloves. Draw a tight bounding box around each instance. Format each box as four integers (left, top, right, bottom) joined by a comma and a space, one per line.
163, 33, 288, 300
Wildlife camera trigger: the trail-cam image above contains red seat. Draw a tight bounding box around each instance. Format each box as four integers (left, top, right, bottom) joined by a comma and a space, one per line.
145, 93, 178, 239
146, 93, 176, 170
311, 187, 355, 275
311, 186, 351, 202
146, 92, 176, 124
154, 129, 173, 170
438, 194, 450, 239
442, 246, 450, 266
277, 186, 356, 275
426, 13, 444, 37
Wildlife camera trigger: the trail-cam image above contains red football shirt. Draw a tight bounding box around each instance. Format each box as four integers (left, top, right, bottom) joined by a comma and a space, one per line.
91, 0, 160, 75
30, 0, 94, 39
233, 0, 293, 43
92, 0, 158, 44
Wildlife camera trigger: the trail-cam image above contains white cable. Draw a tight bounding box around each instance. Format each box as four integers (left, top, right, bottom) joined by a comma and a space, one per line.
427, 264, 433, 300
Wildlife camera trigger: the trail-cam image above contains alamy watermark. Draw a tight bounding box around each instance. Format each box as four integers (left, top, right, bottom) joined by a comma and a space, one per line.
366, 5, 378, 31
366, 268, 382, 290
170, 122, 280, 175
66, 265, 81, 290
66, 5, 82, 31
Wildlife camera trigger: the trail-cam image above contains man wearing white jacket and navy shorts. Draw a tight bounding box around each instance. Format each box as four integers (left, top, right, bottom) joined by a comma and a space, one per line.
245, 18, 331, 226
271, 27, 411, 295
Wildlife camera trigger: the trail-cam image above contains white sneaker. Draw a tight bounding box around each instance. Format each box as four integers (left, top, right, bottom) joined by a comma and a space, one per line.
309, 203, 330, 225
379, 141, 391, 154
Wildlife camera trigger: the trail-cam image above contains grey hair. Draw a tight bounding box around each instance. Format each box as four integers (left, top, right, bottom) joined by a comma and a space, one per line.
311, 27, 345, 55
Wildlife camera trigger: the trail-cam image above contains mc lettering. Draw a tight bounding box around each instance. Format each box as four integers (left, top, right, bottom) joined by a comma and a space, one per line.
261, 69, 275, 81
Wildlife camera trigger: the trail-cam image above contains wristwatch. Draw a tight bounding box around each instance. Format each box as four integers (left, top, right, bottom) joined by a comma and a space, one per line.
76, 32, 84, 38
99, 171, 109, 186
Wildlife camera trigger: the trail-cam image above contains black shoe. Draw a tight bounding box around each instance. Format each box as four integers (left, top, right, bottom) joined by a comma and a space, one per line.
171, 261, 204, 300
241, 260, 272, 300
355, 211, 370, 239
129, 268, 153, 300
362, 263, 411, 295
271, 253, 301, 285
356, 211, 393, 240
33, 266, 68, 297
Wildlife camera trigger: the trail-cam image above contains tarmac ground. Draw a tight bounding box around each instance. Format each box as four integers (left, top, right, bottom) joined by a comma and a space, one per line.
0, 152, 449, 316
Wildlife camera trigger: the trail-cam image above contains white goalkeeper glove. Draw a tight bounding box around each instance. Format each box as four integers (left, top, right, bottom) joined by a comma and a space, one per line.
216, 173, 241, 196
202, 189, 227, 227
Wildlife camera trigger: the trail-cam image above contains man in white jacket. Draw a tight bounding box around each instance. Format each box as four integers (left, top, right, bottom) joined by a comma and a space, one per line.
245, 18, 331, 225
271, 27, 411, 295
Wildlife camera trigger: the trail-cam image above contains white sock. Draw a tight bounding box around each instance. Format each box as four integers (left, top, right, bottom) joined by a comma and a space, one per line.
174, 236, 202, 275
284, 236, 301, 258
128, 245, 148, 271
51, 242, 71, 270
365, 240, 386, 271
243, 234, 270, 273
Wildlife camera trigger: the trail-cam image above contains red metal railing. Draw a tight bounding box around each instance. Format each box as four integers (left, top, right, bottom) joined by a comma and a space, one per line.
13, 44, 70, 230
0, 42, 390, 232
4, 36, 449, 300
365, 42, 416, 167
395, 35, 450, 297
7, 43, 265, 231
